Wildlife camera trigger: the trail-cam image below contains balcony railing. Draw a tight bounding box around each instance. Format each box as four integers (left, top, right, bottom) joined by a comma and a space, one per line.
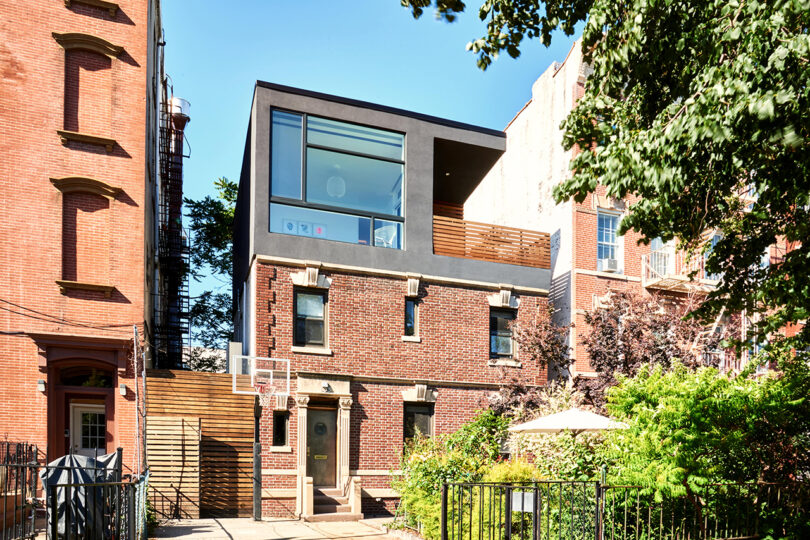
641, 247, 720, 292
433, 216, 550, 269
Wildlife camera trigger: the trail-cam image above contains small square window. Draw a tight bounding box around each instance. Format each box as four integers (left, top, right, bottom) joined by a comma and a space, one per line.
404, 298, 417, 337
294, 290, 326, 346
403, 403, 433, 442
490, 309, 515, 358
272, 411, 289, 447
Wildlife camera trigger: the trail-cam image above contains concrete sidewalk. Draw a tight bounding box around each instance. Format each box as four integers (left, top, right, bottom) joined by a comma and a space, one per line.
151, 517, 397, 540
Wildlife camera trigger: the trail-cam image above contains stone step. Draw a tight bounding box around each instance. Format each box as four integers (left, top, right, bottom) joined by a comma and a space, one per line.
313, 495, 349, 506
314, 503, 351, 514
313, 488, 342, 497
304, 512, 364, 523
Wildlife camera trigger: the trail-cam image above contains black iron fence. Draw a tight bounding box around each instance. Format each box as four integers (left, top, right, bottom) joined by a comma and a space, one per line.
1, 443, 38, 540
46, 476, 149, 540
0, 444, 150, 540
441, 481, 810, 540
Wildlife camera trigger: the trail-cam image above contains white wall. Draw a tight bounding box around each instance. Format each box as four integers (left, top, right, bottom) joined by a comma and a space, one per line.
465, 42, 590, 362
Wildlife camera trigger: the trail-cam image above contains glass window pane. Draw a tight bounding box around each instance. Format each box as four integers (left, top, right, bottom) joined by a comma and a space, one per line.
306, 148, 403, 217
271, 110, 303, 199
374, 219, 403, 249
307, 116, 403, 160
273, 412, 288, 446
491, 336, 513, 355
271, 203, 374, 246
296, 293, 324, 318
304, 319, 324, 344
404, 299, 415, 336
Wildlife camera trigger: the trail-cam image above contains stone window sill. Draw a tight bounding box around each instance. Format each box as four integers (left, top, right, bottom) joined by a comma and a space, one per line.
56, 280, 114, 298
57, 130, 116, 153
291, 346, 333, 356
269, 446, 292, 453
401, 336, 421, 343
489, 358, 522, 368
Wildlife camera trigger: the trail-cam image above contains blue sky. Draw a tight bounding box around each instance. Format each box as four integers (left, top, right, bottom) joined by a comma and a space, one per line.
163, 0, 577, 202
161, 1, 578, 309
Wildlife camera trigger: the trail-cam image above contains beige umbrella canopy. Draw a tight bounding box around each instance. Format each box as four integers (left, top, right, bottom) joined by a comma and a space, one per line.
508, 408, 628, 437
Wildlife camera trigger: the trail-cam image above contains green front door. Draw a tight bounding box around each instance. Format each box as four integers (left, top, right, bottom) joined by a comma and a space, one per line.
307, 408, 337, 487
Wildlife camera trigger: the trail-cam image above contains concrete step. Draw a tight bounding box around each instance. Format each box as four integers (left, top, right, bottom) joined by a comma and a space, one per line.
314, 495, 349, 506
313, 488, 342, 497
304, 512, 364, 523
314, 503, 351, 514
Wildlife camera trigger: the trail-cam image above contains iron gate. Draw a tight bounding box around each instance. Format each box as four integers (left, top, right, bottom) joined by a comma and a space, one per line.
441, 481, 809, 540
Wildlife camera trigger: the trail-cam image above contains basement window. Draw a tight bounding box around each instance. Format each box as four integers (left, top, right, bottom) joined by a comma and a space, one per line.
272, 411, 289, 447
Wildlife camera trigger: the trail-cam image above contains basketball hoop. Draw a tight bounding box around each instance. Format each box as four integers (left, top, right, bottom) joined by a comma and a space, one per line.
255, 382, 276, 408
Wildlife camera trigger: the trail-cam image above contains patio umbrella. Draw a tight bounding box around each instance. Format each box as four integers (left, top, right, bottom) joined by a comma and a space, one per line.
508, 407, 628, 437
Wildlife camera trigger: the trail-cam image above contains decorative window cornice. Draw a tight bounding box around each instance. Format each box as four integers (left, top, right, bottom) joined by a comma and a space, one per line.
52, 32, 123, 58
290, 262, 331, 289
56, 280, 115, 298
51, 176, 122, 200
57, 130, 116, 153
64, 0, 119, 17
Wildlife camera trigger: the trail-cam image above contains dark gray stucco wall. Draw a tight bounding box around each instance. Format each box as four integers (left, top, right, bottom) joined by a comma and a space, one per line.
246, 84, 551, 291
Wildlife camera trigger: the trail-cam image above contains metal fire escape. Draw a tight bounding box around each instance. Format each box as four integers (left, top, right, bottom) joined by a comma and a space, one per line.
154, 87, 190, 369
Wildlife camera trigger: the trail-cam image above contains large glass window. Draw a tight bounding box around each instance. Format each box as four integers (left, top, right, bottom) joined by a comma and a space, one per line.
270, 110, 405, 249
271, 111, 303, 199
597, 211, 621, 272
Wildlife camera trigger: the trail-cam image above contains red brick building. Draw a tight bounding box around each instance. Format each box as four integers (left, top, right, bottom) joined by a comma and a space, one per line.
233, 83, 553, 519
466, 41, 794, 374
0, 0, 174, 472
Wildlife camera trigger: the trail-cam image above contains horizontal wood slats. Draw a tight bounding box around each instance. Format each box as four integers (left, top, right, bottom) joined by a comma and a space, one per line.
146, 417, 201, 519
146, 370, 255, 518
433, 215, 551, 269
433, 201, 464, 220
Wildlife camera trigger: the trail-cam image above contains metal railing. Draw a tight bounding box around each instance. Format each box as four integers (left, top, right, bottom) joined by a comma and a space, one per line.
641, 248, 721, 291
46, 476, 149, 540
441, 481, 809, 540
441, 481, 599, 540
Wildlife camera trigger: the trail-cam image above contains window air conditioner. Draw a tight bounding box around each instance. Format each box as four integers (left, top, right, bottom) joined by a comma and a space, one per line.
604, 259, 619, 273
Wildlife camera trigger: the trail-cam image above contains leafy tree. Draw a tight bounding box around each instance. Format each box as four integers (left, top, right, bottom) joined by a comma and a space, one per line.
513, 304, 573, 380
604, 351, 810, 500
402, 0, 810, 352
184, 177, 237, 363
577, 289, 739, 409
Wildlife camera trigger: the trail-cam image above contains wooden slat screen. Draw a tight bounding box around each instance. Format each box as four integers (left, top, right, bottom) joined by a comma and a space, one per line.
146, 370, 255, 518
433, 201, 464, 220
433, 215, 551, 269
146, 417, 201, 519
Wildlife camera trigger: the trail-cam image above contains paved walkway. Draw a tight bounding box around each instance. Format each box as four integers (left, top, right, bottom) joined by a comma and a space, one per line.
151, 518, 397, 540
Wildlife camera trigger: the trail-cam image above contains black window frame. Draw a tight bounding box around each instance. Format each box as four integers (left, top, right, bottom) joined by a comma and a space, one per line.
404, 298, 417, 337
293, 289, 327, 347
272, 410, 289, 447
269, 108, 406, 247
490, 308, 516, 359
403, 403, 434, 443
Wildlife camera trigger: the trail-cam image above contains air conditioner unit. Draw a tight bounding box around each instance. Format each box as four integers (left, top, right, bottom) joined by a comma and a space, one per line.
603, 259, 619, 273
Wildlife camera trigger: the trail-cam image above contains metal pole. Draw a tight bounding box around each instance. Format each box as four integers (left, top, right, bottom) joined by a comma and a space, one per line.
441, 483, 448, 540
505, 487, 512, 540
133, 326, 141, 476
253, 442, 262, 520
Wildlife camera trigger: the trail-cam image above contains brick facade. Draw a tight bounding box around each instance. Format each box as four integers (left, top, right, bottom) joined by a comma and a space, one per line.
0, 0, 158, 472
254, 261, 549, 516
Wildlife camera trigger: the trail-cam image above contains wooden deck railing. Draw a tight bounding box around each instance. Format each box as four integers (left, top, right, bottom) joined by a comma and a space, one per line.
433, 215, 551, 269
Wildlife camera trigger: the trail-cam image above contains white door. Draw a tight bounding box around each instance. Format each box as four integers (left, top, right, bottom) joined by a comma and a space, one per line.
69, 404, 107, 457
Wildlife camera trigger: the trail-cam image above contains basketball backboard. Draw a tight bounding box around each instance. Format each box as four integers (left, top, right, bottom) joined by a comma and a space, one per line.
231, 355, 290, 399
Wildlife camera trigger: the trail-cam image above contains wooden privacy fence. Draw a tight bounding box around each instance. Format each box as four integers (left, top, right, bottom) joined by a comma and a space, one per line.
146, 370, 255, 518
433, 215, 551, 269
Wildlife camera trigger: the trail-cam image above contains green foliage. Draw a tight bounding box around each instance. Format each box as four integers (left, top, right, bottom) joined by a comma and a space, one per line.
184, 177, 237, 353
481, 458, 539, 483
603, 354, 810, 502
394, 410, 511, 538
